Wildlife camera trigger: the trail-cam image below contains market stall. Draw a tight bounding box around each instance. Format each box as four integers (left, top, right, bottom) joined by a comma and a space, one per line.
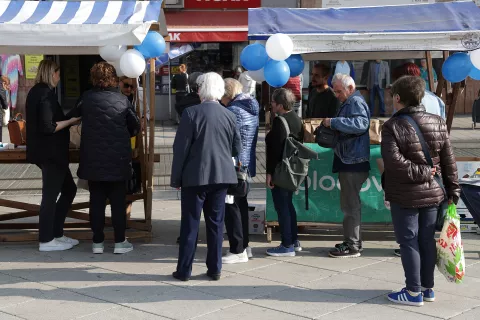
0, 0, 168, 242
246, 1, 480, 241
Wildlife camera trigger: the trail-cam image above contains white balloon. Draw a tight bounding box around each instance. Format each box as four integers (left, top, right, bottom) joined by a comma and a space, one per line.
266, 33, 294, 61
107, 61, 124, 77
99, 45, 127, 62
248, 68, 265, 83
120, 49, 146, 78
470, 49, 480, 70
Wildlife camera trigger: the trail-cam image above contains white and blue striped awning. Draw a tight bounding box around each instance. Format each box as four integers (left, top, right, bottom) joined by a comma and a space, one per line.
0, 0, 167, 54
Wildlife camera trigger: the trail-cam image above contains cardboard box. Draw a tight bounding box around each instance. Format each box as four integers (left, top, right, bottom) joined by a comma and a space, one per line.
248, 204, 266, 235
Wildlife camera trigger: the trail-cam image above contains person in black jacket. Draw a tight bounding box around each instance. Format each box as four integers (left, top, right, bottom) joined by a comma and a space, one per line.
70, 62, 140, 255
175, 72, 203, 118
26, 60, 81, 252
265, 88, 304, 257
171, 72, 241, 282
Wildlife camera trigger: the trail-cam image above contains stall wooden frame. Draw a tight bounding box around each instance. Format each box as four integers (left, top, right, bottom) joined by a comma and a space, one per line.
0, 13, 167, 242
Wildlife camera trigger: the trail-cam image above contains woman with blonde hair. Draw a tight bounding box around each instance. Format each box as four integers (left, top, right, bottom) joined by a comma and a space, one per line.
220, 78, 259, 264
26, 59, 81, 252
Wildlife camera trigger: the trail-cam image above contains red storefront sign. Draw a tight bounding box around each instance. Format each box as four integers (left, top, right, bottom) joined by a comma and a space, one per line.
184, 0, 261, 9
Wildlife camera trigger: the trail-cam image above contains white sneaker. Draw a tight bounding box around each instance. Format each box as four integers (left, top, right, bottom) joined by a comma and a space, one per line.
246, 246, 253, 258
39, 239, 73, 252
222, 250, 248, 264
114, 240, 133, 254
56, 236, 79, 246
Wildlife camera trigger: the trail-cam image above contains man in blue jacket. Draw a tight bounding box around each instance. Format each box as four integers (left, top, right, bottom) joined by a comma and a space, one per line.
323, 74, 370, 258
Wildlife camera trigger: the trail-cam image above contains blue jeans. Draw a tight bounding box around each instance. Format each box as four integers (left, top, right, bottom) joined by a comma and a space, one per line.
390, 203, 437, 292
369, 85, 385, 116
271, 187, 298, 247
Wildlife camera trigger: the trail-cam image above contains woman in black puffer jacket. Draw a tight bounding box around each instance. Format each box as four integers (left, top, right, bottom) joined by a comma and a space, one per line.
70, 62, 140, 255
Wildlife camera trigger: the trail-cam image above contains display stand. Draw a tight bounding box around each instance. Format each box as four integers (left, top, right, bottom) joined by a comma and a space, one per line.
0, 0, 168, 242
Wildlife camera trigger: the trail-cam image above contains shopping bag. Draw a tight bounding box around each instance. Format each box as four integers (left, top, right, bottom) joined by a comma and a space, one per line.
302, 118, 324, 143
369, 119, 384, 145
436, 204, 465, 283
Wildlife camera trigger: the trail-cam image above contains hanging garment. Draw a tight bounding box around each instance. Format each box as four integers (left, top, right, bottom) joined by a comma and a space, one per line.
0, 55, 23, 110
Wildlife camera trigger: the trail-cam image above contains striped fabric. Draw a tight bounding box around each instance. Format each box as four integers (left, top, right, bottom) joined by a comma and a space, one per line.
0, 1, 162, 25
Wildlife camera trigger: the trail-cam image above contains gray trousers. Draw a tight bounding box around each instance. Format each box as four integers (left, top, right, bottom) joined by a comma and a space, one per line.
339, 171, 369, 251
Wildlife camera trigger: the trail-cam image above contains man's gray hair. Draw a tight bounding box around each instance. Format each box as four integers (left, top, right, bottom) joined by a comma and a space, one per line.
272, 88, 296, 111
197, 72, 225, 101
332, 73, 356, 90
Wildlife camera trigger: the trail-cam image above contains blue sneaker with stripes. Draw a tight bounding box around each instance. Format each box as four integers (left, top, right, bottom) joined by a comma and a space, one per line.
423, 288, 435, 302
387, 288, 424, 306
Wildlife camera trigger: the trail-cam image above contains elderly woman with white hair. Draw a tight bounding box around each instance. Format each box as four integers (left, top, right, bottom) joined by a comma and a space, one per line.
170, 72, 242, 282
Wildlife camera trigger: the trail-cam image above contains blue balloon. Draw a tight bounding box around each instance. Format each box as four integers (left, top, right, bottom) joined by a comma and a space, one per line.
264, 60, 290, 88
469, 66, 480, 80
240, 44, 269, 71
135, 31, 166, 59
285, 54, 305, 77
442, 53, 473, 83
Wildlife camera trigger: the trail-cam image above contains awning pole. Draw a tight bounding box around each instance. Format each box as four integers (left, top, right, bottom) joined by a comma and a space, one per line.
425, 51, 435, 92
168, 60, 172, 120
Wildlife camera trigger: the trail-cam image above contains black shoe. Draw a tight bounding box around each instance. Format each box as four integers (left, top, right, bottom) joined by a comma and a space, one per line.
176, 236, 180, 244
335, 241, 363, 252
206, 271, 221, 281
394, 249, 401, 257
329, 243, 361, 258
172, 271, 190, 282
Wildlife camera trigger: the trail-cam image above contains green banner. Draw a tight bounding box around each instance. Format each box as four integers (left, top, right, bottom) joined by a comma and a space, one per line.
266, 144, 392, 224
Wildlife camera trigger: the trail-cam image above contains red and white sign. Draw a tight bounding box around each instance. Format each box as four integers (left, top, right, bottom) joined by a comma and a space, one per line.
168, 31, 247, 42
184, 0, 261, 9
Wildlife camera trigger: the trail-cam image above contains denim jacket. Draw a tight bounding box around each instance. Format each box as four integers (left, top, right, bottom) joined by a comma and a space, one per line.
331, 91, 370, 164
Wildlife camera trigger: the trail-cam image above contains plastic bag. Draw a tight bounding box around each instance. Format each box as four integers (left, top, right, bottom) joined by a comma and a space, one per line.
436, 204, 465, 283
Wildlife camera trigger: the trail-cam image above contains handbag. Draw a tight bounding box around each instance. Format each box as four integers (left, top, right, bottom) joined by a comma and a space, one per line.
398, 114, 448, 231
227, 165, 250, 198
8, 113, 26, 146
314, 124, 338, 149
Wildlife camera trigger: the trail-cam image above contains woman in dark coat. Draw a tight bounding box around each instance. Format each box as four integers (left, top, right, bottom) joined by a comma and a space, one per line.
382, 76, 460, 306
26, 60, 80, 252
70, 62, 140, 255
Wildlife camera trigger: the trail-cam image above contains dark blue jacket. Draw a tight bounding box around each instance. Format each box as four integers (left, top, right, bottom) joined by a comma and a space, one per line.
226, 93, 259, 177
170, 101, 242, 188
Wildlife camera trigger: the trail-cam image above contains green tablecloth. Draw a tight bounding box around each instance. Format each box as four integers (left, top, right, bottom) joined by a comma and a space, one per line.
266, 144, 392, 224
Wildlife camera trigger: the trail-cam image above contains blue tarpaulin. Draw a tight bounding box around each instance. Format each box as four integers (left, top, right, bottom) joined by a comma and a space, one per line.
248, 1, 480, 53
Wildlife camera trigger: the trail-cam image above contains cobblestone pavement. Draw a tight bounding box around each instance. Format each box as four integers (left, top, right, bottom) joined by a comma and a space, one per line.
0, 197, 479, 320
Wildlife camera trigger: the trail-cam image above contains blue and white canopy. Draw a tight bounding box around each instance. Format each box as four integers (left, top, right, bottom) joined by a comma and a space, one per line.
249, 1, 480, 54
0, 0, 166, 54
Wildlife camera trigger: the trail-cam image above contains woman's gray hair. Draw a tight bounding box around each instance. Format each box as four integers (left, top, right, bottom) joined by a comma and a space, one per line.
272, 88, 296, 111
332, 73, 356, 90
223, 78, 243, 100
197, 72, 225, 101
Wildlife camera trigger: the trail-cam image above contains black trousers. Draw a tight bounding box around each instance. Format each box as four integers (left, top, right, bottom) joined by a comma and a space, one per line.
37, 163, 77, 243
176, 184, 228, 278
88, 181, 127, 244
225, 195, 250, 254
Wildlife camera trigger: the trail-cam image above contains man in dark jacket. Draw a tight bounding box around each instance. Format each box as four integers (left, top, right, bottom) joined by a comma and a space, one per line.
305, 63, 340, 119
70, 62, 140, 255
171, 72, 241, 282
175, 72, 203, 118
323, 73, 370, 259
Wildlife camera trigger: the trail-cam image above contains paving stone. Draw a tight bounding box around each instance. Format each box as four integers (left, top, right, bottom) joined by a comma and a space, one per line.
196, 303, 307, 320
0, 288, 116, 320
450, 306, 480, 320
315, 303, 440, 320
124, 286, 242, 320
247, 286, 358, 319
77, 306, 168, 320
0, 311, 23, 320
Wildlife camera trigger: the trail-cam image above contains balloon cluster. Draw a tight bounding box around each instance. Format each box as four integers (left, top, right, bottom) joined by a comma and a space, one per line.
240, 34, 304, 88
98, 31, 166, 78
442, 49, 480, 83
